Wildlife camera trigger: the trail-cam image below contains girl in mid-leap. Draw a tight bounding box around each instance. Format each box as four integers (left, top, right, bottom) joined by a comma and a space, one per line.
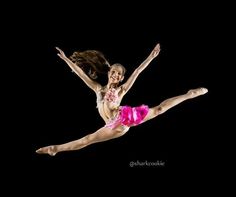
36, 43, 208, 156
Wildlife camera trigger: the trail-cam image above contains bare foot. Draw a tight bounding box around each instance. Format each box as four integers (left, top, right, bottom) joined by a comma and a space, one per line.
36, 145, 57, 156
187, 87, 208, 98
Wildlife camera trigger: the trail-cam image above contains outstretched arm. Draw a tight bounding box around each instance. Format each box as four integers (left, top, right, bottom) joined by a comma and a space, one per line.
56, 47, 101, 92
122, 43, 160, 94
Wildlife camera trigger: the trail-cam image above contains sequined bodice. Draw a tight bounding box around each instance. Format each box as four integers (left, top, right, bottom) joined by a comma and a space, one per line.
96, 87, 121, 122
97, 87, 121, 105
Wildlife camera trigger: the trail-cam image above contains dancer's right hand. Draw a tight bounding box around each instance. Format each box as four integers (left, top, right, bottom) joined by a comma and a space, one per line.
55, 47, 67, 60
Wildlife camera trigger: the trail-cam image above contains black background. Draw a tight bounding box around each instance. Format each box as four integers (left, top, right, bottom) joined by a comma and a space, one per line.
3, 1, 225, 192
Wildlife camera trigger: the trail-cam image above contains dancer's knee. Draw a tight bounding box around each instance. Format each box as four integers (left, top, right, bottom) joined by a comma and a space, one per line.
155, 106, 165, 115
112, 125, 129, 137
81, 135, 92, 146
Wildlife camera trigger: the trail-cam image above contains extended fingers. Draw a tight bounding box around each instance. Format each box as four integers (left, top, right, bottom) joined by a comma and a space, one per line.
154, 43, 160, 51
55, 47, 63, 54
55, 46, 60, 51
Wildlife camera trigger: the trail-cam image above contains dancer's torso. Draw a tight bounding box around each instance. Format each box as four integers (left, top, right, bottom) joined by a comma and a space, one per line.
96, 86, 124, 123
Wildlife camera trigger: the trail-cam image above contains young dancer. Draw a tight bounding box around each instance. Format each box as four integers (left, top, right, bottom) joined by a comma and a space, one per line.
36, 43, 208, 156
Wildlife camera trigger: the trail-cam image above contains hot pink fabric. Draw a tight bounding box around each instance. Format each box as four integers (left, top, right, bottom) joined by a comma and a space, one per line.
106, 105, 149, 129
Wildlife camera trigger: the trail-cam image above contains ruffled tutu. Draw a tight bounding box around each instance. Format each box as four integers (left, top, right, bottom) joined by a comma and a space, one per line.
106, 105, 149, 129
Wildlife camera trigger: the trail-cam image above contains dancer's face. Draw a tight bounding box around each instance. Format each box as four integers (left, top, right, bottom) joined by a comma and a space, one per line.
108, 66, 124, 84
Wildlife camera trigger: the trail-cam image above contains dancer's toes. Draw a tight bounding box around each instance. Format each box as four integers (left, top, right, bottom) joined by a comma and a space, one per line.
187, 87, 208, 98
36, 146, 57, 156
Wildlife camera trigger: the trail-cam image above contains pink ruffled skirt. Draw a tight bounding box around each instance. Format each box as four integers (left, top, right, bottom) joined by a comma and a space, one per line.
105, 105, 149, 129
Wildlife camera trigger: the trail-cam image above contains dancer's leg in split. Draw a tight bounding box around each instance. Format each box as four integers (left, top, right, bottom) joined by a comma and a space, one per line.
143, 87, 208, 122
36, 125, 129, 156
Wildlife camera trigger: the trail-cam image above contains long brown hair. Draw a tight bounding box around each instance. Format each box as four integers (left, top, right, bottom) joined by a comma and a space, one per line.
69, 50, 110, 79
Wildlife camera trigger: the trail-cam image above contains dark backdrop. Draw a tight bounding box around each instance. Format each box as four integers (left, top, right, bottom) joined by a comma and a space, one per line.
4, 1, 220, 192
